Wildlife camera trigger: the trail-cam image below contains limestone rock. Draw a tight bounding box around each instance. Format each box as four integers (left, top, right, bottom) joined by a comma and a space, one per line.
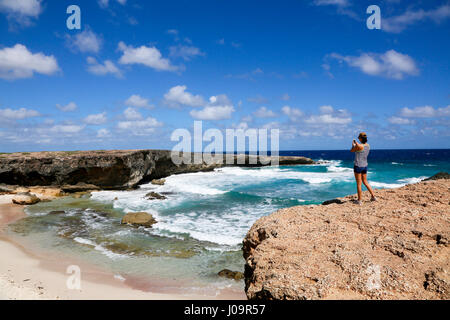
0, 150, 314, 190
61, 183, 99, 193
243, 179, 450, 300
12, 192, 40, 205
121, 212, 157, 227
218, 269, 244, 280
151, 179, 166, 185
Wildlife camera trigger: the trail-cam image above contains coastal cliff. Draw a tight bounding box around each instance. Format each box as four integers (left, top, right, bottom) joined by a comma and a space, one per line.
243, 176, 449, 300
0, 150, 314, 190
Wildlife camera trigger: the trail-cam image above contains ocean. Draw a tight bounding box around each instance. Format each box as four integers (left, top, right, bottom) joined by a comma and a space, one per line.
7, 149, 450, 296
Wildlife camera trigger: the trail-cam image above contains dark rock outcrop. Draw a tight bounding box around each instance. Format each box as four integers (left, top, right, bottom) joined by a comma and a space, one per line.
322, 199, 344, 205
425, 172, 450, 181
145, 192, 167, 200
0, 150, 314, 190
243, 179, 450, 300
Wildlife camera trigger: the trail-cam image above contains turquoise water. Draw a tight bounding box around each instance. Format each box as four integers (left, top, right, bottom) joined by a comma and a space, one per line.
7, 149, 449, 295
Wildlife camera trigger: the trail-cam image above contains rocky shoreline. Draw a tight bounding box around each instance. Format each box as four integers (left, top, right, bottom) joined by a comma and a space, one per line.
242, 173, 449, 300
0, 150, 314, 191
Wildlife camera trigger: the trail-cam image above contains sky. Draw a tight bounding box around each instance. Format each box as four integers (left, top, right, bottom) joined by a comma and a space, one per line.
0, 0, 449, 152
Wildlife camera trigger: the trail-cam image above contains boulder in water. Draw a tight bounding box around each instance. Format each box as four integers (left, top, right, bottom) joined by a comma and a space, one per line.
218, 269, 244, 280
151, 179, 166, 185
48, 210, 65, 215
121, 212, 157, 227
145, 191, 167, 200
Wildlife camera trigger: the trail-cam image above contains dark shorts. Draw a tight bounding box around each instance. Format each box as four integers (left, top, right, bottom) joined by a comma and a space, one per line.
354, 165, 368, 174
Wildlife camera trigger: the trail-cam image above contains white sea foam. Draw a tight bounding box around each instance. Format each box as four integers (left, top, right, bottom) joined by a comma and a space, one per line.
89, 163, 356, 246
73, 237, 125, 260
371, 176, 427, 189
397, 176, 427, 184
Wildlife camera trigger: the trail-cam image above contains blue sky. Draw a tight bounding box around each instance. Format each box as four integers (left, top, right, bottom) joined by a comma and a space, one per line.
0, 0, 449, 152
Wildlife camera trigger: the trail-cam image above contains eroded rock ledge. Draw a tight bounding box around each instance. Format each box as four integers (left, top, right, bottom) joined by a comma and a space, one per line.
0, 150, 314, 190
243, 177, 449, 300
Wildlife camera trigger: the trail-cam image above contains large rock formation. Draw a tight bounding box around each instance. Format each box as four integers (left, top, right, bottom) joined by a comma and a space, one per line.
0, 150, 314, 190
243, 178, 449, 300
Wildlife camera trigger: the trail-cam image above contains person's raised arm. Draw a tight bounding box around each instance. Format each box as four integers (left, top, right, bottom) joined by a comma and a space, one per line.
350, 139, 364, 153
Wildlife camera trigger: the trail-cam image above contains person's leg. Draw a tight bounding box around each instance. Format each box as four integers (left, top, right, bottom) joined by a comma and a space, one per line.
354, 172, 362, 201
362, 173, 376, 199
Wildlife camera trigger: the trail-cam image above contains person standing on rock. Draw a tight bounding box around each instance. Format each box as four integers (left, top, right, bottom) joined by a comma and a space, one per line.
351, 132, 377, 204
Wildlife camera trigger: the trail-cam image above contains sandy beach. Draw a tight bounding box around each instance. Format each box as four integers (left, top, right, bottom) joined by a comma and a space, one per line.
0, 195, 245, 300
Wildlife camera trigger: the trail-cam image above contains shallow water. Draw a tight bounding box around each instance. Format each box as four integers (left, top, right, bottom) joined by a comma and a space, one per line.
8, 149, 449, 295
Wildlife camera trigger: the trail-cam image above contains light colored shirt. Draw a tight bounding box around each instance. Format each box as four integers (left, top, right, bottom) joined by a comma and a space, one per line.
354, 143, 370, 167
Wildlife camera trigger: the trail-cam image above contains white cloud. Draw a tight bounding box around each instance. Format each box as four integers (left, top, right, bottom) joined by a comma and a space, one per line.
163, 85, 205, 107
123, 107, 142, 120
383, 5, 450, 33
98, 0, 109, 8
438, 105, 450, 117
46, 124, 84, 134
125, 94, 151, 108
282, 105, 304, 121
190, 105, 234, 121
87, 57, 122, 78
0, 107, 40, 120
313, 0, 349, 6
0, 0, 42, 27
197, 95, 234, 120
97, 128, 111, 138
84, 112, 107, 125
400, 105, 450, 118
329, 50, 419, 79
400, 106, 436, 118
0, 44, 59, 80
190, 95, 234, 120
305, 114, 351, 125
56, 102, 77, 112
67, 29, 102, 54
388, 116, 415, 125
232, 122, 249, 130
117, 117, 162, 136
118, 41, 178, 72
169, 45, 204, 61
98, 0, 126, 8
167, 29, 179, 36
253, 106, 277, 118
304, 105, 351, 125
